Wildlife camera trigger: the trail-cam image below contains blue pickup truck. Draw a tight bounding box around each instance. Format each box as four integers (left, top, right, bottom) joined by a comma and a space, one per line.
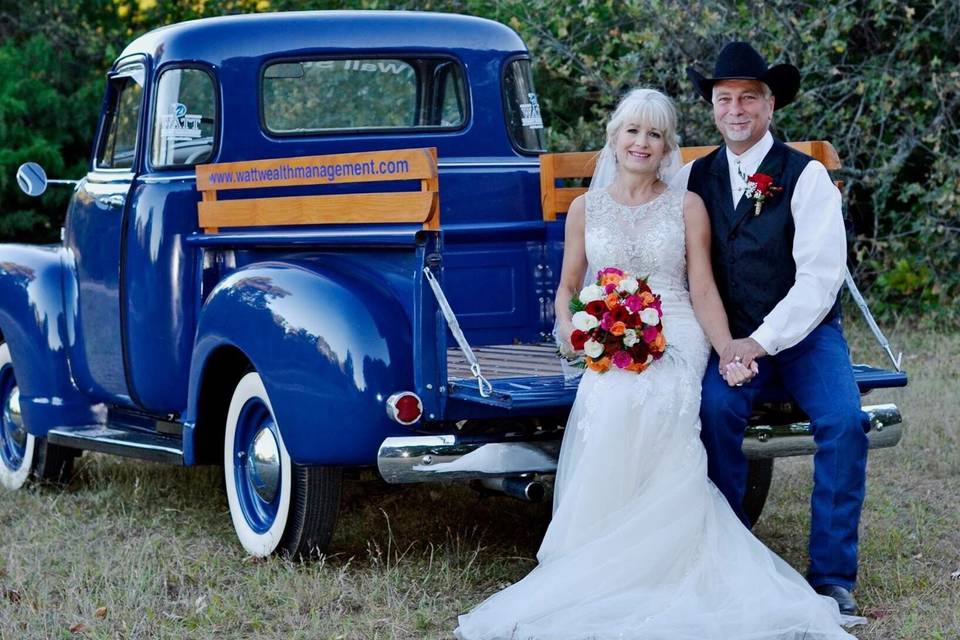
1, 11, 906, 558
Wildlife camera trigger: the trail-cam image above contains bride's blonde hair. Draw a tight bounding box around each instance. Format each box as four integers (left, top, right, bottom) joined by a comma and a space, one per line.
605, 88, 679, 155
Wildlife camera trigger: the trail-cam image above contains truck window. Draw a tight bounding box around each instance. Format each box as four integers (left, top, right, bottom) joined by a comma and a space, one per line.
262, 57, 467, 134
502, 59, 546, 154
151, 67, 217, 168
96, 66, 145, 170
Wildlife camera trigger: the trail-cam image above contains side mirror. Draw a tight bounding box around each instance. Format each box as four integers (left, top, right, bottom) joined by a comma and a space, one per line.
16, 162, 48, 197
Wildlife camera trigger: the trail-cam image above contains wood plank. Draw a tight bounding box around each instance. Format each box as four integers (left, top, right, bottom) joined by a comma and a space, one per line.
201, 190, 218, 234
550, 151, 598, 178
421, 148, 440, 231
196, 147, 438, 192
539, 154, 557, 221
556, 187, 587, 213
680, 141, 842, 169
540, 140, 843, 219
198, 192, 435, 230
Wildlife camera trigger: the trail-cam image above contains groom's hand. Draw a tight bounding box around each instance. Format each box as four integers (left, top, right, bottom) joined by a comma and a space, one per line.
720, 338, 767, 370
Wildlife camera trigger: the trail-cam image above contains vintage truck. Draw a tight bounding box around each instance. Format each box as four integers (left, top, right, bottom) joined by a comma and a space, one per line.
2, 11, 907, 558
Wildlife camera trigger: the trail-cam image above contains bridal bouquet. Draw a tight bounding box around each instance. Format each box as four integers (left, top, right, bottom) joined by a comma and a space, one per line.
562, 267, 666, 373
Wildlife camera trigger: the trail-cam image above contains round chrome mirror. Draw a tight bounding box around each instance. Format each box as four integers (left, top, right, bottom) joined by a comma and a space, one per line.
16, 163, 48, 197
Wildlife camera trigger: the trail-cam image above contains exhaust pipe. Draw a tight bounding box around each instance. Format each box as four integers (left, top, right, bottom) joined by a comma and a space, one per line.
476, 477, 545, 502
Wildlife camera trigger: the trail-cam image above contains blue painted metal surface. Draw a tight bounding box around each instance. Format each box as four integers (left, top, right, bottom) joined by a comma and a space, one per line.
0, 358, 25, 471
232, 397, 282, 533
0, 246, 100, 433
184, 259, 422, 465
122, 178, 201, 414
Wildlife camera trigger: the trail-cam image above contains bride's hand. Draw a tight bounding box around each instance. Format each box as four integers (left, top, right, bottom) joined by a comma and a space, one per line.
556, 317, 577, 353
722, 359, 759, 387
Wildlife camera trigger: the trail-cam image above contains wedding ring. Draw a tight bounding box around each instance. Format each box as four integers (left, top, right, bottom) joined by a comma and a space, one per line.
735, 383, 743, 387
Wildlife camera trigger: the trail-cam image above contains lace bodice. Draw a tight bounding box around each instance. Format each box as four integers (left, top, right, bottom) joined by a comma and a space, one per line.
584, 187, 688, 297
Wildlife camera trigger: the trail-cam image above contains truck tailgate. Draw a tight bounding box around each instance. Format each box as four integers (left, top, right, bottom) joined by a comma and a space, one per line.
447, 344, 575, 409
446, 344, 907, 410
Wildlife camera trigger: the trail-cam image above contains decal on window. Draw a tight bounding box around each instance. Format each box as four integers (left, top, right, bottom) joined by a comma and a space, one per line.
520, 93, 543, 129
160, 103, 202, 140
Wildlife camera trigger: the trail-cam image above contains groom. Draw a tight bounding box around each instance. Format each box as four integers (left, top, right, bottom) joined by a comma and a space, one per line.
672, 42, 870, 615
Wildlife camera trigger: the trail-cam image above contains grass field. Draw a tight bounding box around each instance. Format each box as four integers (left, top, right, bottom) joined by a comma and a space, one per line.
1, 326, 957, 639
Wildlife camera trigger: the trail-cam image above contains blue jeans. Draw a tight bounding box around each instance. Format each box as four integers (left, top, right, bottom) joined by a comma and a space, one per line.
699, 319, 869, 591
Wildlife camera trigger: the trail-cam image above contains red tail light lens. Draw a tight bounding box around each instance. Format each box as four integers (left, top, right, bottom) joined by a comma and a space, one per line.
386, 392, 422, 425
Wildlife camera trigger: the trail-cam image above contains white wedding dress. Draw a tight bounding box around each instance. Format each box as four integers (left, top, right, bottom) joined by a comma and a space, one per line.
455, 187, 859, 640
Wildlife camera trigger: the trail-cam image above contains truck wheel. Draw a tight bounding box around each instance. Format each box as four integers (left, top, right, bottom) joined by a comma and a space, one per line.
0, 342, 75, 489
224, 372, 341, 558
743, 458, 774, 527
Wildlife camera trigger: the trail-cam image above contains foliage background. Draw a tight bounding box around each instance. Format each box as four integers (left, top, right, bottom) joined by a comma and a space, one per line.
0, 0, 957, 321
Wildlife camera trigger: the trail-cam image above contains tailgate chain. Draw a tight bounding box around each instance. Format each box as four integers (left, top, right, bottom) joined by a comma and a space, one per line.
423, 266, 493, 398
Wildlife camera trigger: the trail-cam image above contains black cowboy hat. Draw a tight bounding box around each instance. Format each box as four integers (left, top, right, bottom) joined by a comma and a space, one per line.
687, 42, 800, 110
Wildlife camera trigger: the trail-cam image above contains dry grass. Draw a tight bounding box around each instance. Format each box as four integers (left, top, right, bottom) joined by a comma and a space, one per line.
1, 326, 957, 639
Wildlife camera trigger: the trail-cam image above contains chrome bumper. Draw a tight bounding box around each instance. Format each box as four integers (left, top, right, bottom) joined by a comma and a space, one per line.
377, 403, 904, 484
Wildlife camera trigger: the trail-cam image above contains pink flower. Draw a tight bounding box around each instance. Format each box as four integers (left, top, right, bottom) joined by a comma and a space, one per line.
604, 282, 618, 294
600, 312, 614, 330
598, 267, 625, 278
643, 326, 659, 343
624, 295, 643, 313
612, 351, 634, 369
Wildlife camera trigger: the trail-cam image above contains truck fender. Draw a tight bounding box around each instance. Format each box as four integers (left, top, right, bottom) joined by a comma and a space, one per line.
184, 261, 416, 466
0, 245, 99, 434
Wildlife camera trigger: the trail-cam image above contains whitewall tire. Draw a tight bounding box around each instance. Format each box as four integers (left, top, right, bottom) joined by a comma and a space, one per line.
224, 372, 293, 557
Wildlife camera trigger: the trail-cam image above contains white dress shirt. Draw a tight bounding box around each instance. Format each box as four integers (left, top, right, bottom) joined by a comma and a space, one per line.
671, 131, 847, 355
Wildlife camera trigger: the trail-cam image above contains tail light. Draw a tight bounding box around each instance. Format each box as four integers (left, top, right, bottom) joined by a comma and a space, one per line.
386, 392, 423, 425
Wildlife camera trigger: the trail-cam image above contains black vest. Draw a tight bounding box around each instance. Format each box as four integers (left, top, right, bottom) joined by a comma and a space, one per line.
687, 139, 841, 339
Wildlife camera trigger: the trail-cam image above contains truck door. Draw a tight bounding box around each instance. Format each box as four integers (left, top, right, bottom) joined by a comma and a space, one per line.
63, 60, 146, 405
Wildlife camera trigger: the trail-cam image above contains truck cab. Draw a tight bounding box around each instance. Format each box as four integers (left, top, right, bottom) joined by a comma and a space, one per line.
1, 11, 906, 558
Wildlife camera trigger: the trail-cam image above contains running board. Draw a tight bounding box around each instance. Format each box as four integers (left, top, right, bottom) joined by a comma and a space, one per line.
46, 425, 185, 465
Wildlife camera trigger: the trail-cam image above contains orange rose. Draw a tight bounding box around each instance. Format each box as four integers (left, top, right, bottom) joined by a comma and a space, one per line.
600, 274, 623, 287
587, 356, 611, 372
639, 291, 655, 306
610, 321, 626, 336
652, 332, 666, 351
626, 361, 648, 373
605, 293, 620, 310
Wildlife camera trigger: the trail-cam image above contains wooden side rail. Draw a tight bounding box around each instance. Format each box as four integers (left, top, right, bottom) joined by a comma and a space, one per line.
540, 140, 841, 221
195, 147, 439, 233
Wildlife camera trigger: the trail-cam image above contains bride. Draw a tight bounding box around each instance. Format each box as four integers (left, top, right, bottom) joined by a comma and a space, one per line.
454, 89, 862, 639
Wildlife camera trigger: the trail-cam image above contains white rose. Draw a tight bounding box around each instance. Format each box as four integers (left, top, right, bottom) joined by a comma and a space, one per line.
583, 339, 604, 358
578, 284, 605, 303
572, 311, 600, 331
640, 307, 661, 326
623, 329, 638, 347
617, 277, 639, 294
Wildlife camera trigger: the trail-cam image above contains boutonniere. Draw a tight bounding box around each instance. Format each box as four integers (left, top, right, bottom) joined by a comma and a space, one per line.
739, 167, 784, 216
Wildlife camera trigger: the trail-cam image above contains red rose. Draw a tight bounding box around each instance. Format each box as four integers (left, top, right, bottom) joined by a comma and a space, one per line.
749, 173, 774, 192
585, 300, 607, 318
603, 339, 619, 356
570, 330, 588, 350
630, 341, 649, 361
610, 305, 630, 323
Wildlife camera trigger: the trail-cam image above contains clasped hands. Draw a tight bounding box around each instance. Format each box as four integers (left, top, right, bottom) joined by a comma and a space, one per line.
719, 338, 766, 388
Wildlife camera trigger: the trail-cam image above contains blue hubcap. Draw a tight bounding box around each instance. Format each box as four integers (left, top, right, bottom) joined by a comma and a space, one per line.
233, 398, 282, 533
1, 365, 27, 472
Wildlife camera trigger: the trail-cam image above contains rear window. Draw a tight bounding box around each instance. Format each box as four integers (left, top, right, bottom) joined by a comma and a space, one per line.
502, 58, 546, 154
262, 57, 467, 134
